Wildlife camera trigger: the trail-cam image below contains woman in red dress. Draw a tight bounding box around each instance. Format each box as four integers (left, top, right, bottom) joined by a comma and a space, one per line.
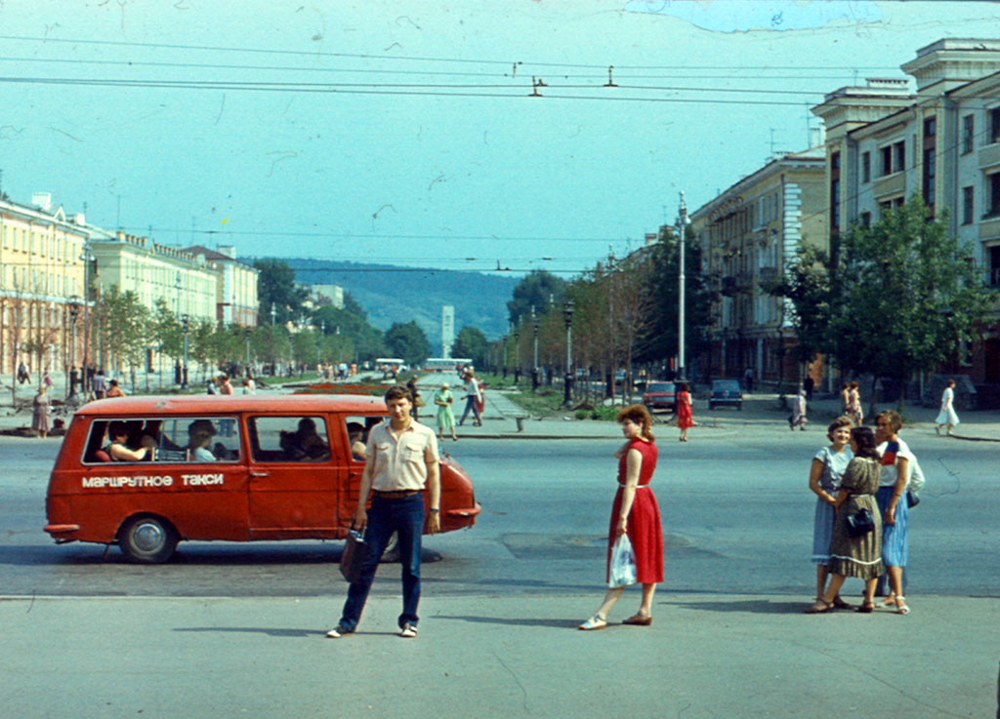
579, 404, 664, 630
675, 382, 694, 442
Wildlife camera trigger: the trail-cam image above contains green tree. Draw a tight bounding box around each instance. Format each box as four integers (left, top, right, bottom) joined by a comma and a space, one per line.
151, 299, 183, 361
762, 244, 834, 368
292, 329, 320, 369
453, 326, 489, 367
251, 324, 291, 367
637, 226, 715, 372
93, 286, 150, 375
255, 259, 308, 326
384, 321, 431, 366
310, 292, 384, 362
829, 198, 995, 409
507, 270, 567, 325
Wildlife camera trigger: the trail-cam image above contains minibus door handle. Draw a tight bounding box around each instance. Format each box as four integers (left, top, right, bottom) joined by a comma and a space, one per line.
250, 471, 269, 478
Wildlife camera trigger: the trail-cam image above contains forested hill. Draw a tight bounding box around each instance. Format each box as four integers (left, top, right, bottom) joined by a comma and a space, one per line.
277, 258, 518, 346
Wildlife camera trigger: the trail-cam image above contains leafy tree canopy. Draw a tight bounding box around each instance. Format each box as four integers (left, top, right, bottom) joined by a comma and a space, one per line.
453, 326, 489, 367
507, 270, 568, 325
255, 259, 308, 325
384, 321, 432, 366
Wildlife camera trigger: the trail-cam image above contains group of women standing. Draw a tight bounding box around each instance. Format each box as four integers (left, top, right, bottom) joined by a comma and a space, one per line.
807, 410, 914, 615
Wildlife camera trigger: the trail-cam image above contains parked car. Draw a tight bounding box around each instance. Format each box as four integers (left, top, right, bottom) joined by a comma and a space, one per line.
642, 382, 676, 412
709, 379, 743, 410
44, 395, 481, 563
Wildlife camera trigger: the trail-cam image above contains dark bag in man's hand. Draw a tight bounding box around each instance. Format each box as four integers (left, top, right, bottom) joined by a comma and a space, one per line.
339, 529, 369, 583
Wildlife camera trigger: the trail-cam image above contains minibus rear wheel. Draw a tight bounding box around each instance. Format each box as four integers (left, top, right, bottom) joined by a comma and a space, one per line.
119, 515, 180, 564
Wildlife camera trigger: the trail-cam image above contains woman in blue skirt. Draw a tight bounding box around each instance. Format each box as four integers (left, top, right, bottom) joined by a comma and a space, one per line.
874, 410, 911, 615
805, 416, 854, 612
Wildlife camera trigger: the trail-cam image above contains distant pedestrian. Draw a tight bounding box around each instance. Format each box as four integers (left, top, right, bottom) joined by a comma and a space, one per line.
406, 378, 422, 420
935, 379, 960, 436
106, 379, 124, 398
458, 370, 482, 427
805, 416, 854, 612
789, 389, 807, 430
219, 374, 234, 395
92, 369, 107, 399
434, 382, 457, 441
845, 381, 863, 426
579, 404, 663, 630
807, 425, 883, 614
743, 366, 754, 393
206, 377, 217, 395
42, 369, 52, 389
17, 361, 30, 384
32, 385, 51, 439
675, 382, 693, 442
803, 375, 814, 402
840, 382, 850, 414
242, 375, 256, 395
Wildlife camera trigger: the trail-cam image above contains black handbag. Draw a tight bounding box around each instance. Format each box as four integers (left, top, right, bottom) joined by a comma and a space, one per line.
339, 529, 369, 583
846, 508, 876, 537
906, 489, 920, 508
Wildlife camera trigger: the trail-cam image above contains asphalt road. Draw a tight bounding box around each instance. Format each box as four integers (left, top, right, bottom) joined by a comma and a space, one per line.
2, 429, 998, 599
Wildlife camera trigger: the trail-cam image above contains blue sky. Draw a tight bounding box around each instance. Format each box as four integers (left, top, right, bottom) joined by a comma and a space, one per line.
1, 1, 998, 278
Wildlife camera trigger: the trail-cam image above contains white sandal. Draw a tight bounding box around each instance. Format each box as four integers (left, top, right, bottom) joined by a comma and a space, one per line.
578, 614, 607, 631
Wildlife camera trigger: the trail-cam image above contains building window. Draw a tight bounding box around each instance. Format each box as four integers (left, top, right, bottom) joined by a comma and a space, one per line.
962, 114, 974, 154
924, 117, 936, 137
880, 145, 892, 176
862, 152, 871, 183
860, 211, 872, 228
831, 179, 840, 229
990, 245, 1000, 287
893, 140, 906, 173
962, 186, 974, 225
989, 173, 1000, 218
991, 108, 1000, 145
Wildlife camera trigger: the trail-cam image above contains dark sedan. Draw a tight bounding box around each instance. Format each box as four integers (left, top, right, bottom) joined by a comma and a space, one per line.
642, 381, 676, 412
709, 379, 743, 410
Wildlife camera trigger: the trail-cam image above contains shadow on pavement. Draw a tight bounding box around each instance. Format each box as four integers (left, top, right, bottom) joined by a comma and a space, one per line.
663, 598, 806, 614
433, 614, 580, 629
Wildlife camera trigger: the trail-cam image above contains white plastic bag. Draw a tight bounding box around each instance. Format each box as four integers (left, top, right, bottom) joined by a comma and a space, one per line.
608, 534, 637, 588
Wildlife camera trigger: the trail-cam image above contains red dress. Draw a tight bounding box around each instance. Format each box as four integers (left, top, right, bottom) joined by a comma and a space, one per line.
606, 438, 664, 584
676, 391, 694, 429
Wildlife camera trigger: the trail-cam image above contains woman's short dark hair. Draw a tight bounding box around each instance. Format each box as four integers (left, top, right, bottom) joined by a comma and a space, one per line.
108, 421, 128, 439
851, 426, 879, 458
384, 384, 412, 403
616, 404, 654, 441
826, 415, 854, 441
677, 382, 689, 392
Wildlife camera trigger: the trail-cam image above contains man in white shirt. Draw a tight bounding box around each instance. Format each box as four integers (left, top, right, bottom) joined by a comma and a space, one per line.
328, 384, 440, 639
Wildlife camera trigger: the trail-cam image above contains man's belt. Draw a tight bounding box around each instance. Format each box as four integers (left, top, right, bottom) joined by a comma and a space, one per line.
371, 489, 422, 500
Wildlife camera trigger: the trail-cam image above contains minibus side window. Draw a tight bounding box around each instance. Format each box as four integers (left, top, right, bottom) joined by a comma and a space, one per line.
154, 417, 241, 463
249, 416, 330, 463
343, 416, 385, 463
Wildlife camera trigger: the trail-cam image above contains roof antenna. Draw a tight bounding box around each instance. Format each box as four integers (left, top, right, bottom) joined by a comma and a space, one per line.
604, 65, 617, 88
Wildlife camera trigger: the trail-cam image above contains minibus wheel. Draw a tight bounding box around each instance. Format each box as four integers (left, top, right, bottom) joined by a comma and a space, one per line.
119, 515, 179, 563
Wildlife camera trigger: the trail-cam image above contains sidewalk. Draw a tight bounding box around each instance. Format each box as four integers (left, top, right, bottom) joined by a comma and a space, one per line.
2, 592, 997, 718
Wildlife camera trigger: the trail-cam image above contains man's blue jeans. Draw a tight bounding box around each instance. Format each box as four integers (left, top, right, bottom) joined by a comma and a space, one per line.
459, 396, 480, 425
339, 494, 424, 631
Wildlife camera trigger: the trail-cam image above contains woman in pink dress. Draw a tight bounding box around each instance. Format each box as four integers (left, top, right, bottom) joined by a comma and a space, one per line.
579, 404, 664, 630
675, 382, 694, 442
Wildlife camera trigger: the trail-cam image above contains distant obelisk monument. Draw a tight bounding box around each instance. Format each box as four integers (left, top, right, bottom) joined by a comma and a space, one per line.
442, 305, 455, 359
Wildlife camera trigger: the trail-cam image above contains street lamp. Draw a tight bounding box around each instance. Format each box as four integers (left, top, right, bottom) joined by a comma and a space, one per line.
181, 314, 190, 389
563, 300, 575, 406
67, 295, 83, 400
244, 326, 252, 373
531, 306, 540, 392
513, 326, 521, 386
676, 191, 691, 382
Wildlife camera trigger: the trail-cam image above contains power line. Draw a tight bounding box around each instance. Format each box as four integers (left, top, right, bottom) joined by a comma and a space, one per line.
121, 226, 652, 243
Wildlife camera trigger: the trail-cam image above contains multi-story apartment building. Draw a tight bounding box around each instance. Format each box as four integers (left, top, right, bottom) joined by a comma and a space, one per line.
0, 193, 89, 376
812, 38, 1000, 387
690, 148, 827, 388
88, 229, 219, 323
184, 245, 259, 326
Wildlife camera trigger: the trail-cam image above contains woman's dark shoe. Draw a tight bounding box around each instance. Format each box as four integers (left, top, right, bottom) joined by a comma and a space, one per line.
623, 614, 652, 626
856, 602, 875, 613
805, 599, 834, 614
832, 596, 852, 610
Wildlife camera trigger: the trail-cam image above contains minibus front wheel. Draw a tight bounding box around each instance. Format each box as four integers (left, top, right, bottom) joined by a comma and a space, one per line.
118, 514, 179, 564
